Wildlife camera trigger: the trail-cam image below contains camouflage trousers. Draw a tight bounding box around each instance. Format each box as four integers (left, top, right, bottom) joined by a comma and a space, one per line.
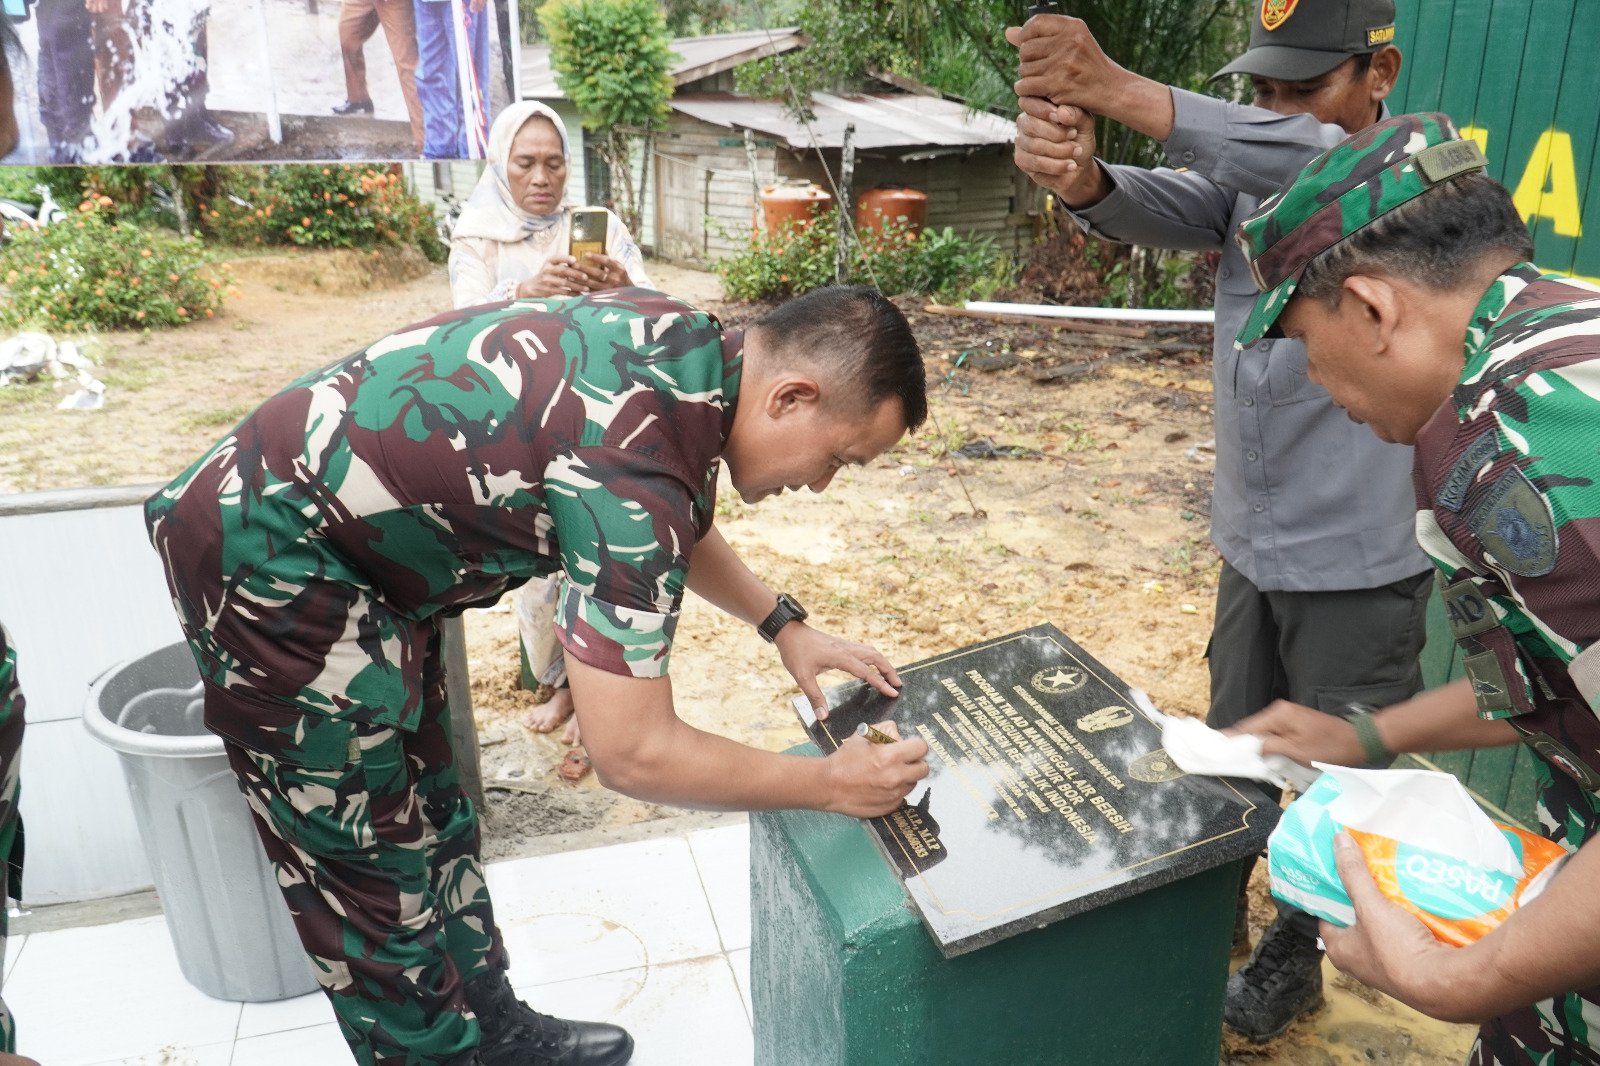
1471, 993, 1600, 1066
1469, 773, 1600, 1065
209, 647, 505, 1066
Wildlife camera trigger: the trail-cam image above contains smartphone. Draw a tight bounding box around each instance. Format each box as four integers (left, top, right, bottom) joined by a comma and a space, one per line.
569, 208, 608, 260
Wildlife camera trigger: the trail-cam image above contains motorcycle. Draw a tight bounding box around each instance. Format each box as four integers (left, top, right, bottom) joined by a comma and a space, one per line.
0, 184, 68, 241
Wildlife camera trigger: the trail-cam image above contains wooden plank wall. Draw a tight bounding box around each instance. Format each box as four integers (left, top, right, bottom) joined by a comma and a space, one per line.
1393, 0, 1600, 283
779, 147, 1028, 250
652, 119, 1036, 265
653, 119, 777, 263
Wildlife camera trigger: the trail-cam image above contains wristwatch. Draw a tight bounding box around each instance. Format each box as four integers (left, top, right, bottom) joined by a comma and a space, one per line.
1339, 702, 1394, 766
757, 593, 808, 643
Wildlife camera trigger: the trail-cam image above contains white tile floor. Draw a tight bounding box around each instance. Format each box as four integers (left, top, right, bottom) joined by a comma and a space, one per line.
3, 824, 754, 1066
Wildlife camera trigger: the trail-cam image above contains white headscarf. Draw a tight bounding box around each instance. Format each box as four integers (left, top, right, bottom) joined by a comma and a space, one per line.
452, 101, 573, 243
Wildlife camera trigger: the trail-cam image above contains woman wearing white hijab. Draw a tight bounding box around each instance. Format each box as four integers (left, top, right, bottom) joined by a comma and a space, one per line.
448, 100, 653, 306
450, 102, 655, 745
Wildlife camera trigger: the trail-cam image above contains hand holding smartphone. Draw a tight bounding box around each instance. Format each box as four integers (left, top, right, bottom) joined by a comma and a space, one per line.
568, 208, 608, 260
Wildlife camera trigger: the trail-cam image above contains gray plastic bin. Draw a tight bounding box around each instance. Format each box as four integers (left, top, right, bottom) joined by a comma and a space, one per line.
82, 642, 318, 1002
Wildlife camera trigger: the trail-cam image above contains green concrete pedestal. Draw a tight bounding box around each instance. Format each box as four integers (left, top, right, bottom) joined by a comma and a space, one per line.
751, 750, 1244, 1066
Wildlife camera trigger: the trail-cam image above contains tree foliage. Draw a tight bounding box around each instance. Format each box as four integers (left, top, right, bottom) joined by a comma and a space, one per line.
738, 0, 1249, 167
538, 0, 675, 233
659, 0, 744, 36
523, 0, 740, 41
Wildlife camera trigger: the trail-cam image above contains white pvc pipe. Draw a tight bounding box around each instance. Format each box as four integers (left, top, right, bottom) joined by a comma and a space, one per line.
251, 0, 283, 143
965, 301, 1215, 325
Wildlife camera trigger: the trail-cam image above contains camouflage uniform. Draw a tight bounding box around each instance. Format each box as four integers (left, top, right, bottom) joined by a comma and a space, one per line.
146, 288, 739, 1066
0, 625, 26, 1054
1237, 114, 1600, 1063
1412, 265, 1600, 1066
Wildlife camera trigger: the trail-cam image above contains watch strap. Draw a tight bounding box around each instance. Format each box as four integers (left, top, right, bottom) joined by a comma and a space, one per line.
1343, 702, 1394, 765
757, 594, 807, 643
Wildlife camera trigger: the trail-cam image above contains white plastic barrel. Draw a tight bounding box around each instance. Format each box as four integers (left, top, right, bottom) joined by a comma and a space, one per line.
82, 643, 317, 1002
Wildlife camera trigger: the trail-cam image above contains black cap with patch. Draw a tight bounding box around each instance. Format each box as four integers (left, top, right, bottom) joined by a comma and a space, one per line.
1212, 0, 1397, 83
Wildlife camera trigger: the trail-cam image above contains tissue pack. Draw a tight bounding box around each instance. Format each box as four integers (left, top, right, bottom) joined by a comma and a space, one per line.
1268, 771, 1568, 947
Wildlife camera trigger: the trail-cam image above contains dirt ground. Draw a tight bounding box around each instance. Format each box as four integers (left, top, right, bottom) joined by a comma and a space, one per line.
0, 248, 1478, 1063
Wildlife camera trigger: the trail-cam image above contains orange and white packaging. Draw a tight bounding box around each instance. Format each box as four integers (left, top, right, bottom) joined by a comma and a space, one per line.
1268, 764, 1569, 947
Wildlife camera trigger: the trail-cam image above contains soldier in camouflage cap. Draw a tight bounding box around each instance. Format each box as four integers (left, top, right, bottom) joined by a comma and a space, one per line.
146, 285, 932, 1066
1235, 111, 1491, 350
1231, 112, 1600, 1064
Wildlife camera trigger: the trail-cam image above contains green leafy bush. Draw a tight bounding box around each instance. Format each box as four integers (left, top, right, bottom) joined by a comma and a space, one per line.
716, 210, 1011, 302
0, 201, 229, 331
859, 218, 1009, 302
715, 216, 837, 301
1082, 236, 1209, 311
200, 165, 447, 262
6, 164, 448, 262
0, 167, 45, 202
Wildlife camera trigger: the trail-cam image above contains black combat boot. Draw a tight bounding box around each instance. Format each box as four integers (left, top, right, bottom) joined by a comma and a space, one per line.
463, 968, 634, 1066
1222, 913, 1324, 1041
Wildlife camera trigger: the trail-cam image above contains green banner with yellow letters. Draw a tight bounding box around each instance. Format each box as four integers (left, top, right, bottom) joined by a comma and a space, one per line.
1394, 0, 1600, 284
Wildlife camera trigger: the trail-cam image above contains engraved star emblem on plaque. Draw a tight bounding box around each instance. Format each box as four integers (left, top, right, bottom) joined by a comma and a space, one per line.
1032, 667, 1085, 694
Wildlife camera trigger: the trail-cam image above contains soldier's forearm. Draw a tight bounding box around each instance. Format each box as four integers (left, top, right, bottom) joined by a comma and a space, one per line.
1373, 677, 1519, 755
1428, 835, 1600, 1022
684, 525, 778, 628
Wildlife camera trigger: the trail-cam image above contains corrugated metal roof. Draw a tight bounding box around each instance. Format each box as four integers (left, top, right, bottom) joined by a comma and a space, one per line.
521, 27, 803, 100
669, 27, 806, 84
669, 92, 1017, 151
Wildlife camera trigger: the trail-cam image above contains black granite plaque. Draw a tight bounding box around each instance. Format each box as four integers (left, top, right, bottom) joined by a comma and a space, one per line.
796, 623, 1280, 957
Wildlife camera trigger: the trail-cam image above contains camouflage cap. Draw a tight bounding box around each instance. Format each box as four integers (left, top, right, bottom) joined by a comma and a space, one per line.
1234, 112, 1488, 347
1213, 0, 1398, 82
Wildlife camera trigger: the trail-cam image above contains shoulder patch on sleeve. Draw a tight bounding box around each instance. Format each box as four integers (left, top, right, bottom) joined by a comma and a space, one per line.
1466, 468, 1557, 577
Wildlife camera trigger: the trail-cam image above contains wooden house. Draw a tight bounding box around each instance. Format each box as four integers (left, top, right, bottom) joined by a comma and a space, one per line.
410, 27, 1033, 269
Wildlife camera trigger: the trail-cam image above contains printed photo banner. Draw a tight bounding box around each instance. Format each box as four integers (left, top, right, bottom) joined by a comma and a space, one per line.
1, 0, 515, 164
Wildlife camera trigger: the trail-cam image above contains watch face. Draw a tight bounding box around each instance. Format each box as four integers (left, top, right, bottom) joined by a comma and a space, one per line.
760, 596, 805, 641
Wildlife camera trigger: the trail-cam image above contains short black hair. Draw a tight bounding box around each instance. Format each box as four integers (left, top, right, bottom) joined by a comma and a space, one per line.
751, 285, 928, 432
1297, 172, 1533, 305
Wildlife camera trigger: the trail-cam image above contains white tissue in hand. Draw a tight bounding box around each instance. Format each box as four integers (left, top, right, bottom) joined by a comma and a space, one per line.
1159, 713, 1283, 781
1128, 688, 1316, 789
1313, 763, 1521, 876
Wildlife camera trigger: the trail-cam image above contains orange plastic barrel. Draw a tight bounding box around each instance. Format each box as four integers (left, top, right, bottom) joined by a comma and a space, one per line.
760, 182, 833, 234
855, 184, 928, 237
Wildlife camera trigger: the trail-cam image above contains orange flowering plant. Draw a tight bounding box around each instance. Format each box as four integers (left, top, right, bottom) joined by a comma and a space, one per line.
0, 201, 228, 331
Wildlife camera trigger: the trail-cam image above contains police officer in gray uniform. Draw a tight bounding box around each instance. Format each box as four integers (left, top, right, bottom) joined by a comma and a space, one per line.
1010, 0, 1431, 1040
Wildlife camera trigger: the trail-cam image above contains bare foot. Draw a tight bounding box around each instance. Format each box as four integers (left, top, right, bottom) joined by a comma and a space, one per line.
561, 716, 582, 746
523, 686, 574, 733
